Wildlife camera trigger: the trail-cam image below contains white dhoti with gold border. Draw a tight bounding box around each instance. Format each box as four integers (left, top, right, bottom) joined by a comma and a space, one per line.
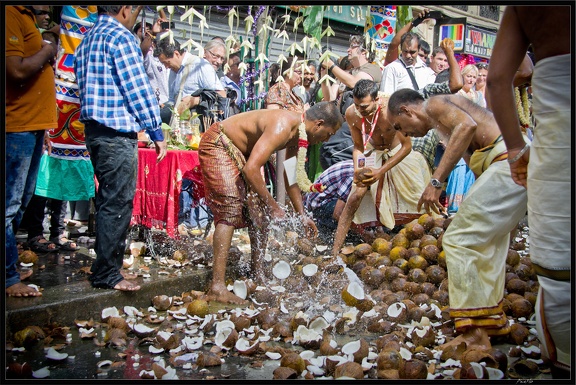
443, 139, 527, 334
352, 145, 431, 230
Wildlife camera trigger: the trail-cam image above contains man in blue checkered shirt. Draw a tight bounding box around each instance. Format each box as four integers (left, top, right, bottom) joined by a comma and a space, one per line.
75, 5, 167, 292
304, 160, 374, 244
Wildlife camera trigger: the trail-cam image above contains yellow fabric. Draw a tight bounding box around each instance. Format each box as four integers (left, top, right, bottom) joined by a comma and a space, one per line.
468, 136, 507, 176
352, 144, 431, 229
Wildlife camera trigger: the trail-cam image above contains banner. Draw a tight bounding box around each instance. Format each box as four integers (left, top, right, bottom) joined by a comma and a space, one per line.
365, 5, 397, 50
464, 25, 497, 58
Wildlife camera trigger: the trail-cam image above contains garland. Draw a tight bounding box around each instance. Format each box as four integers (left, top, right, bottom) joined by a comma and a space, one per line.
515, 87, 531, 128
297, 121, 325, 193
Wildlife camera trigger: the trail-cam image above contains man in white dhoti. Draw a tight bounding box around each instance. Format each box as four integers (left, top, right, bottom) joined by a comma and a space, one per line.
387, 89, 528, 349
331, 80, 431, 256
487, 6, 571, 378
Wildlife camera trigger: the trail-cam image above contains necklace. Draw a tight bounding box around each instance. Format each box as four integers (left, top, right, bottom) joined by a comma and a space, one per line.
296, 114, 325, 193
515, 87, 531, 128
361, 106, 381, 151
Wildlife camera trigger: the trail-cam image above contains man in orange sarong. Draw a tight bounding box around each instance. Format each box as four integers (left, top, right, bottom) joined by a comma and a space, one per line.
198, 102, 343, 304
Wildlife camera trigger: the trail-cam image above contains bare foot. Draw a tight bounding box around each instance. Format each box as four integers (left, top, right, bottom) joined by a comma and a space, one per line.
205, 285, 249, 305
6, 282, 43, 297
120, 270, 138, 280
440, 327, 492, 351
113, 279, 141, 291
20, 269, 33, 281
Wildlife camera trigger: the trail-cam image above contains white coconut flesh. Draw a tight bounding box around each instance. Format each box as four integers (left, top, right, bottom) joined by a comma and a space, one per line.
272, 260, 291, 280
302, 264, 318, 276
46, 347, 68, 360
346, 281, 365, 300
232, 280, 248, 299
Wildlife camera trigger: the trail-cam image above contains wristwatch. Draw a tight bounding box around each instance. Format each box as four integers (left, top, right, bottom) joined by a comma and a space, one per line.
430, 178, 443, 189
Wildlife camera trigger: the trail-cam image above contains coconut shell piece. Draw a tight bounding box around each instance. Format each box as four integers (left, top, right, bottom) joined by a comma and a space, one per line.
273, 366, 298, 379
334, 361, 365, 379
508, 359, 539, 378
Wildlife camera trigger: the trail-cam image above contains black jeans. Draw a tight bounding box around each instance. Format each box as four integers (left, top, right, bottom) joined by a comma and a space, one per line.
85, 123, 137, 288
20, 195, 67, 241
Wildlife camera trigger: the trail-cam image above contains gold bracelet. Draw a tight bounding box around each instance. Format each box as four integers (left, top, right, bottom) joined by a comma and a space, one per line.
508, 142, 530, 164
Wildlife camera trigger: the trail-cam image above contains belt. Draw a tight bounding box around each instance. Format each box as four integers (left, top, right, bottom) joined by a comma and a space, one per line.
84, 121, 137, 139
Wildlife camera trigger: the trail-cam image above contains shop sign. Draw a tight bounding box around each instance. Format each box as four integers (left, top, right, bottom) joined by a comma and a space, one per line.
434, 18, 467, 52
464, 25, 497, 58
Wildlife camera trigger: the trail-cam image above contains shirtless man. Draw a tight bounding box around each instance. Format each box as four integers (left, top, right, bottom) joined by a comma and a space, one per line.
331, 79, 431, 256
198, 102, 343, 304
387, 89, 528, 350
487, 6, 571, 377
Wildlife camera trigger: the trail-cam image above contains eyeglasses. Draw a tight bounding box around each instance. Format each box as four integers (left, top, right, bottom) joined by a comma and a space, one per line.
206, 49, 225, 62
349, 44, 363, 50
476, 63, 489, 69
33, 9, 50, 16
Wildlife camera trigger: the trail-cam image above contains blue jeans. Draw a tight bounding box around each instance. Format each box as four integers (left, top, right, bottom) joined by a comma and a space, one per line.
179, 179, 210, 228
5, 131, 45, 288
85, 128, 137, 289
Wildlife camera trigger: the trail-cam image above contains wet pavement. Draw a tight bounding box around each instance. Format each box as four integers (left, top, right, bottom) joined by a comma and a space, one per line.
5, 223, 561, 381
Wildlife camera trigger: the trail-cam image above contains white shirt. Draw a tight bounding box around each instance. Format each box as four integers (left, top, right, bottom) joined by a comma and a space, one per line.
380, 57, 435, 95
167, 52, 224, 105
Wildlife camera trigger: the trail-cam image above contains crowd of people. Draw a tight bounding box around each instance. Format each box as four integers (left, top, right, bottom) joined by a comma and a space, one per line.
5, 5, 570, 378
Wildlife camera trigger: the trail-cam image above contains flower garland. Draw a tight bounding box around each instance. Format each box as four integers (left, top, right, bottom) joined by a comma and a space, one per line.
515, 86, 531, 128
297, 120, 325, 193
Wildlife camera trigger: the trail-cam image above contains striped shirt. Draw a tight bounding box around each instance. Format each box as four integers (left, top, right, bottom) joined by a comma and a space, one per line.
304, 160, 354, 211
75, 14, 162, 141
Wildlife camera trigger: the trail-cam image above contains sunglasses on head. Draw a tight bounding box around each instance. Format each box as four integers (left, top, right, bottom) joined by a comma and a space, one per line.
33, 9, 50, 16
476, 63, 488, 69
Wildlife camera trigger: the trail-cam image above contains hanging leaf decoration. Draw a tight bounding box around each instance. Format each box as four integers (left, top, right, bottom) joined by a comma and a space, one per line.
302, 6, 325, 43
227, 8, 239, 34
244, 15, 254, 35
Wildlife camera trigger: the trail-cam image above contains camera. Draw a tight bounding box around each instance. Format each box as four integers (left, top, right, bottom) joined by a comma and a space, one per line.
160, 21, 175, 30
412, 11, 443, 27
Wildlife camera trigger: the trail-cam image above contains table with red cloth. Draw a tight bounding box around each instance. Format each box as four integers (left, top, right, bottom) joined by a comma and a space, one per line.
132, 148, 199, 237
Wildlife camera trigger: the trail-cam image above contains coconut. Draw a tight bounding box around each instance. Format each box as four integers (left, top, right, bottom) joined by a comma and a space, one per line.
460, 348, 498, 368
280, 352, 306, 375
420, 282, 436, 297
372, 238, 392, 255
391, 233, 410, 249
341, 281, 365, 307
432, 290, 449, 306
406, 247, 421, 258
404, 222, 425, 241
389, 246, 409, 262
107, 316, 129, 332
412, 293, 430, 306
441, 216, 452, 230
515, 263, 535, 281
506, 249, 521, 266
408, 307, 425, 323
429, 226, 444, 239
509, 323, 530, 345
420, 244, 439, 264
387, 302, 408, 323
214, 326, 238, 349
399, 359, 428, 379
384, 266, 403, 282
524, 291, 537, 307
351, 260, 368, 275
511, 298, 533, 318
408, 254, 428, 270
273, 366, 298, 379
272, 260, 291, 280
152, 295, 172, 311
390, 276, 407, 292
354, 243, 373, 258
270, 321, 292, 338
302, 264, 318, 277
363, 267, 384, 288
104, 328, 127, 344
334, 361, 365, 379
460, 362, 488, 379
101, 306, 120, 322
320, 336, 340, 356
252, 288, 278, 306
18, 250, 39, 264
393, 258, 409, 274
419, 235, 437, 248
377, 369, 400, 379
129, 241, 146, 256
187, 299, 209, 317
230, 314, 251, 332
506, 278, 527, 295
197, 352, 222, 367
255, 307, 280, 329
408, 268, 428, 283
410, 326, 436, 347
341, 338, 369, 364
131, 323, 156, 338
356, 298, 375, 312
425, 265, 446, 284
489, 348, 508, 373
403, 281, 421, 295
232, 280, 248, 300
296, 238, 315, 256
377, 349, 402, 370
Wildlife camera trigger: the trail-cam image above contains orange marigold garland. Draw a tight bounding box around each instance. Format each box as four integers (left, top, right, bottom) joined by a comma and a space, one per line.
297, 122, 325, 193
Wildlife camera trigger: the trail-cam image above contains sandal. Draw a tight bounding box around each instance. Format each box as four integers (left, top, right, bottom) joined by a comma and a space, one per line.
51, 237, 80, 251
28, 235, 59, 253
